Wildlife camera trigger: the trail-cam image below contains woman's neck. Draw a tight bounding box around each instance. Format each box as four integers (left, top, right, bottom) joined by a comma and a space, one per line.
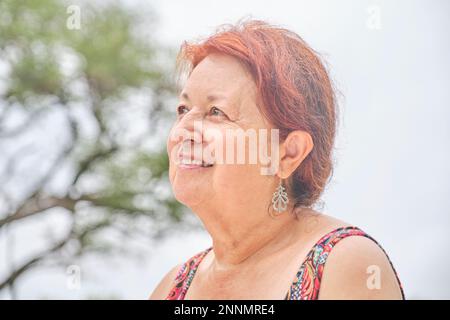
196, 204, 303, 270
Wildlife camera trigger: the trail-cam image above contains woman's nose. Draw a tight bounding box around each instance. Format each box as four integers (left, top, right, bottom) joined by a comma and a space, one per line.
180, 108, 204, 130
171, 109, 205, 145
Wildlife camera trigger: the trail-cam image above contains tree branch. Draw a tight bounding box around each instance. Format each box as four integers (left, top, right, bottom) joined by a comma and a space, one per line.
0, 114, 79, 228
0, 196, 77, 227
0, 227, 74, 291
71, 145, 119, 186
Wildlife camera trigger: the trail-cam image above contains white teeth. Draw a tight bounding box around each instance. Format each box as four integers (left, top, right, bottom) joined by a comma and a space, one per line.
179, 158, 214, 167
180, 158, 202, 165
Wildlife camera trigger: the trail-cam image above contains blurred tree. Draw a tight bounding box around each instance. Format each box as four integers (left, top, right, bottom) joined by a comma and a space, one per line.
0, 0, 194, 298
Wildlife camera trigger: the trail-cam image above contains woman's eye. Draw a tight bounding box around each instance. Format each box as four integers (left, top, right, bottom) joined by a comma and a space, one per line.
177, 105, 189, 115
209, 106, 226, 117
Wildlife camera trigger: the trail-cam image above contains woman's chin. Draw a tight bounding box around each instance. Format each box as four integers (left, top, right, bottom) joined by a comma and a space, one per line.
172, 184, 208, 208
170, 166, 215, 205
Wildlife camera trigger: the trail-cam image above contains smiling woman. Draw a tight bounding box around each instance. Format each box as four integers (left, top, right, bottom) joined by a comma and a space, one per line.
149, 19, 405, 300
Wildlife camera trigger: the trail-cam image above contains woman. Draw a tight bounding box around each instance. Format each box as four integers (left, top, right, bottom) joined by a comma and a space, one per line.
150, 20, 405, 300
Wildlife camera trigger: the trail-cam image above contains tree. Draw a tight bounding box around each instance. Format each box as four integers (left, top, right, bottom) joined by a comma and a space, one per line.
0, 0, 195, 298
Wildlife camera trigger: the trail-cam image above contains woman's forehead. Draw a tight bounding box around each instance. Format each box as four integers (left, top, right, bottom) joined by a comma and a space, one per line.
184, 55, 254, 92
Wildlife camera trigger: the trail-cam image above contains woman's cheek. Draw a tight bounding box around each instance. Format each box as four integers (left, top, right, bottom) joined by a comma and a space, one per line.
166, 137, 177, 184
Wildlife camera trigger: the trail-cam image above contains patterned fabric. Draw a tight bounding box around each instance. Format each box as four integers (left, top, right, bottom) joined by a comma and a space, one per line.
165, 226, 405, 300
284, 226, 405, 300
165, 247, 213, 300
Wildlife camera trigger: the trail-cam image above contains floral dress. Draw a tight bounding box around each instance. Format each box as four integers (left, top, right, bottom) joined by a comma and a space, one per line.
165, 226, 405, 300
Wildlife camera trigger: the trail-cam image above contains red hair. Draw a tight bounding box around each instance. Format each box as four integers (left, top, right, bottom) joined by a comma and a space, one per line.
176, 19, 338, 209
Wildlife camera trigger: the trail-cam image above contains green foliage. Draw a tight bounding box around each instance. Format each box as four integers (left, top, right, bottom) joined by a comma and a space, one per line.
0, 0, 165, 102
0, 0, 191, 296
8, 50, 63, 99
66, 4, 161, 99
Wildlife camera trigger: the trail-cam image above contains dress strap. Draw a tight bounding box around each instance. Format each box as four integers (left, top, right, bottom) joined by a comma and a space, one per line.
165, 246, 212, 300
285, 226, 405, 300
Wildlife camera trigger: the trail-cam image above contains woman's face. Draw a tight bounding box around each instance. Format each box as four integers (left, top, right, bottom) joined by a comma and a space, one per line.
166, 53, 277, 215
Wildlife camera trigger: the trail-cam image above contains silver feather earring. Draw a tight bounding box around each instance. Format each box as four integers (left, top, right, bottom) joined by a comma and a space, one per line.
271, 178, 289, 216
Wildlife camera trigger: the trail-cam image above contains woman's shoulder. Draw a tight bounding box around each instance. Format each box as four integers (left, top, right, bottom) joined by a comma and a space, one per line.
317, 233, 404, 299
148, 263, 183, 300
296, 211, 404, 299
148, 247, 212, 300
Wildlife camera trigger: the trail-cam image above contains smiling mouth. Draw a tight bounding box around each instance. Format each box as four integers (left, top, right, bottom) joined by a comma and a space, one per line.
178, 158, 214, 168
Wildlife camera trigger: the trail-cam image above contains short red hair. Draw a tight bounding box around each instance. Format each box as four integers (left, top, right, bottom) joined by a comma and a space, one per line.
176, 19, 337, 209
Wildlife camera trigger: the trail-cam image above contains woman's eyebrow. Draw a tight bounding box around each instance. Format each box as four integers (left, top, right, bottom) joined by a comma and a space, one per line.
179, 92, 240, 120
179, 91, 228, 103
179, 91, 190, 101
206, 93, 227, 102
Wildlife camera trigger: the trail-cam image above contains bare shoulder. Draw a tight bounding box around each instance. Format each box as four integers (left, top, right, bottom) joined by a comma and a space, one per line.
318, 235, 403, 300
148, 263, 183, 300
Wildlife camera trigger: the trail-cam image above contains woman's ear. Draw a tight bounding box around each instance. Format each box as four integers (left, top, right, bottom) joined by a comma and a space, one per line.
278, 130, 313, 179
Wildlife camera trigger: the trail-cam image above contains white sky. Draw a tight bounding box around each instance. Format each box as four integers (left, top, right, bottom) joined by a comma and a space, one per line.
150, 0, 450, 299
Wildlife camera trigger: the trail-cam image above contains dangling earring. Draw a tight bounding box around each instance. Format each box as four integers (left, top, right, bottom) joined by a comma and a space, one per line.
271, 178, 289, 216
